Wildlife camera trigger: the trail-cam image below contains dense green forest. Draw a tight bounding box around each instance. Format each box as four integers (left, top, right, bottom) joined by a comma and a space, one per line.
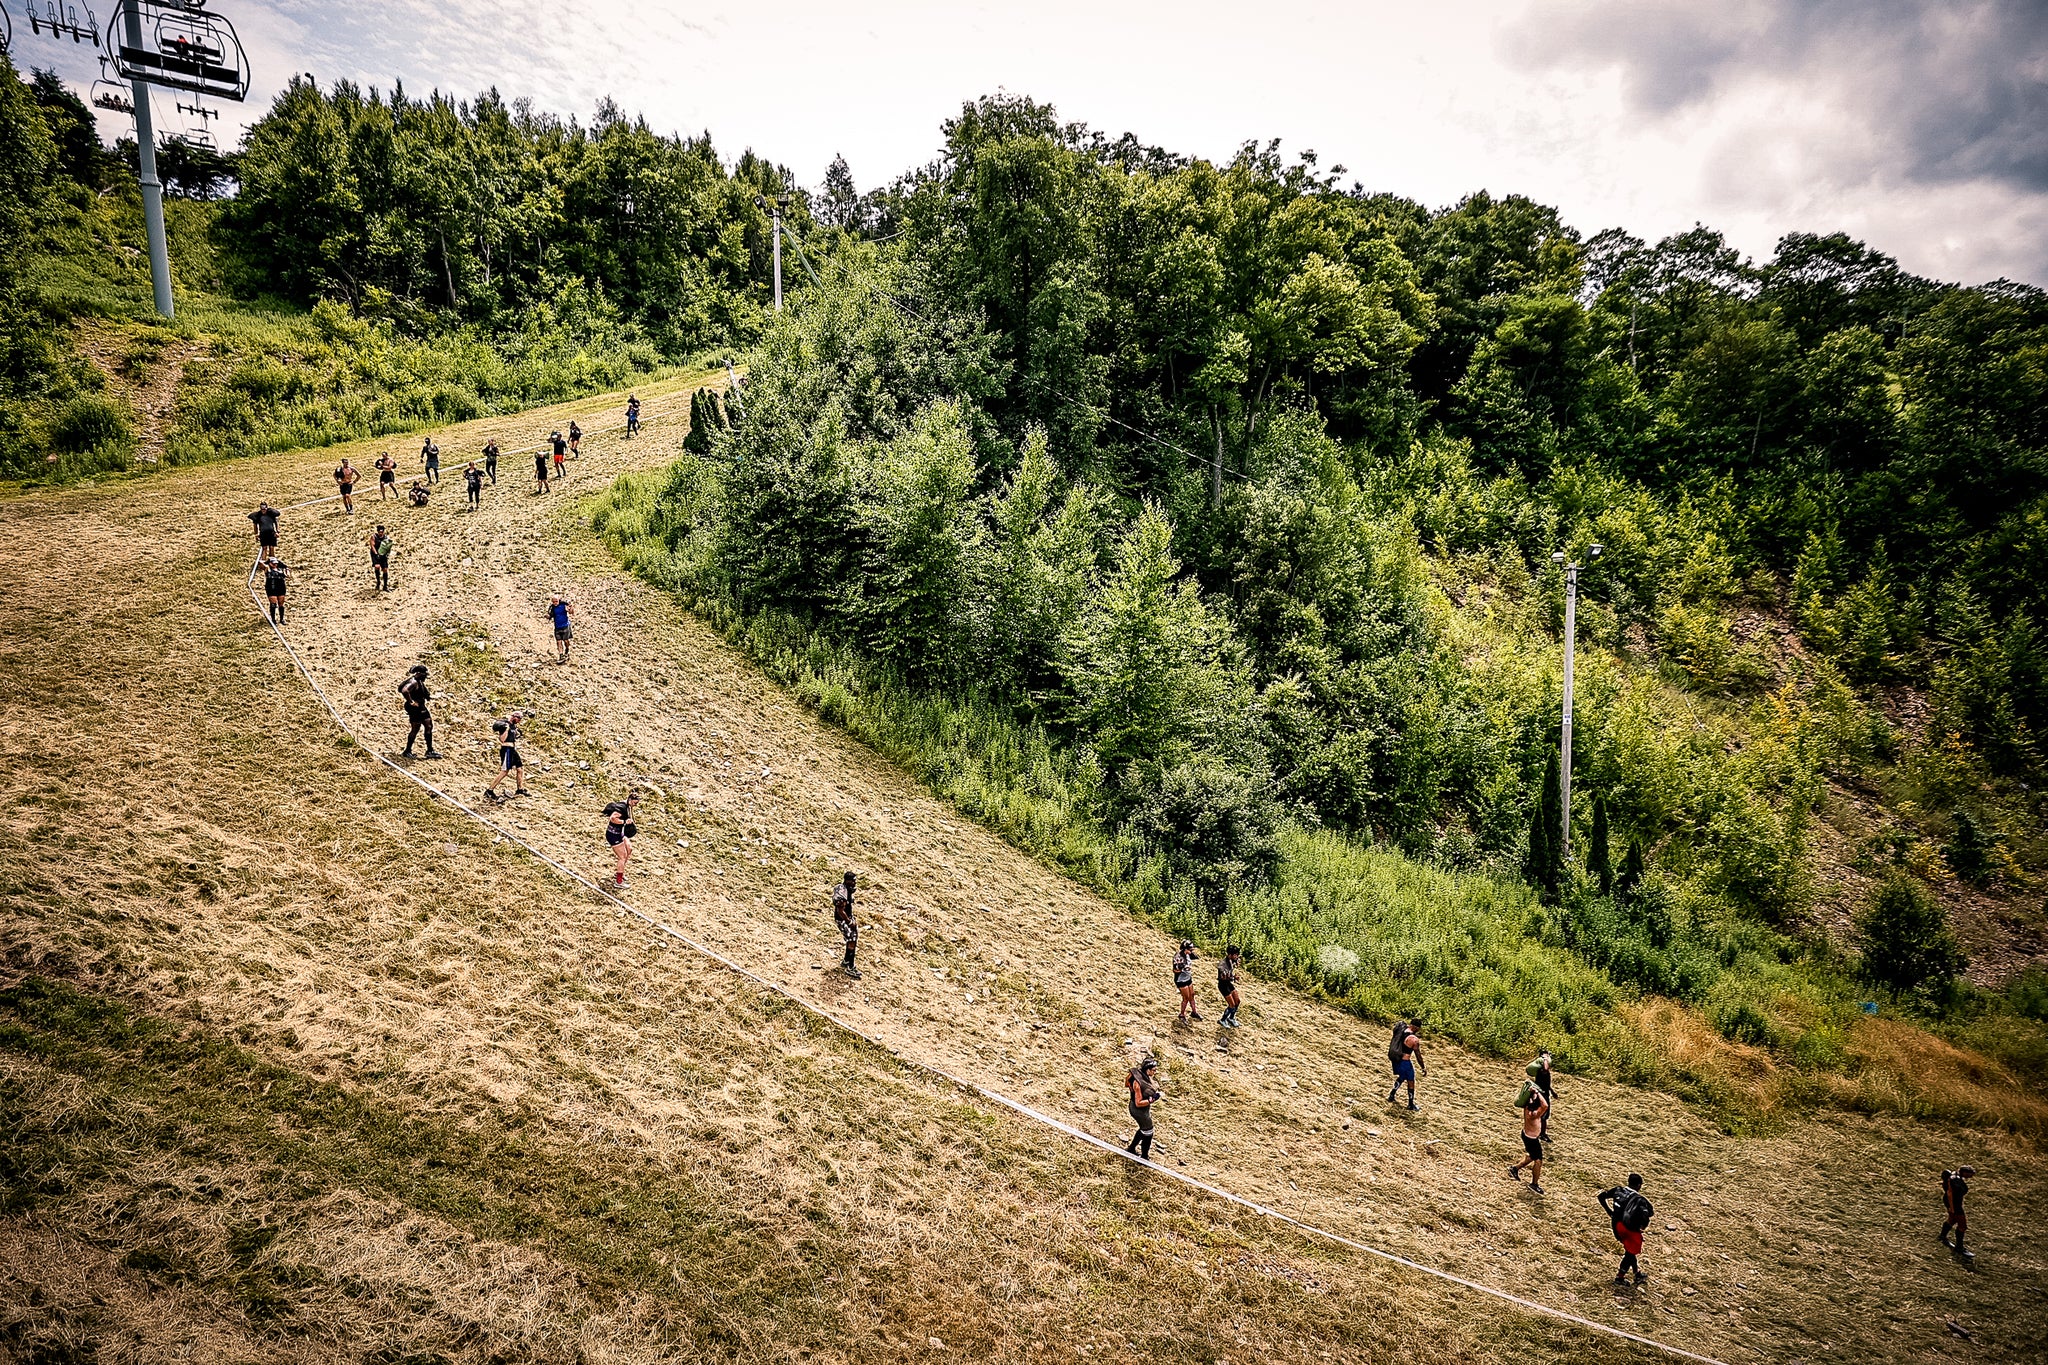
593, 95, 2048, 1117
0, 60, 806, 477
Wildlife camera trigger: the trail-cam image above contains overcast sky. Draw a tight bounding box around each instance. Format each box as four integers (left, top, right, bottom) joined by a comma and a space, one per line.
22, 0, 2048, 284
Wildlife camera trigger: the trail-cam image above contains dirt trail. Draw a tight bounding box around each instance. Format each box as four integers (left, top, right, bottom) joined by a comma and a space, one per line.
75, 321, 207, 465
213, 397, 2044, 1364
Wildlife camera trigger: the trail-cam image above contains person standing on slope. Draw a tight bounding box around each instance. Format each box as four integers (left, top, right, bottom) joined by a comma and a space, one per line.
398, 664, 441, 759
547, 594, 574, 664
376, 452, 398, 499
421, 435, 441, 484
624, 395, 641, 438
366, 524, 394, 592
1216, 945, 1244, 1029
1387, 1021, 1426, 1110
1941, 1165, 1976, 1260
1125, 1056, 1161, 1161
482, 439, 499, 485
463, 460, 484, 511
550, 430, 568, 482
533, 442, 551, 494
832, 871, 861, 979
249, 502, 280, 560
1517, 1049, 1556, 1145
1598, 1173, 1653, 1286
334, 458, 358, 515
567, 419, 582, 458
602, 789, 639, 888
260, 556, 288, 624
1173, 940, 1201, 1023
1508, 1086, 1549, 1193
484, 710, 527, 802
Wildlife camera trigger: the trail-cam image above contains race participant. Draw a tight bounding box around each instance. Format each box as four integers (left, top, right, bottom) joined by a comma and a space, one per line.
547, 594, 573, 664
334, 458, 358, 514
1125, 1057, 1161, 1161
1217, 945, 1243, 1029
1597, 1174, 1653, 1286
1388, 1021, 1426, 1110
366, 524, 394, 591
421, 436, 441, 484
463, 461, 484, 511
534, 443, 550, 494
567, 420, 582, 457
248, 502, 280, 559
483, 711, 527, 801
376, 452, 397, 499
832, 871, 861, 979
550, 430, 568, 481
398, 664, 441, 759
1508, 1086, 1549, 1193
482, 439, 499, 484
602, 790, 640, 887
260, 556, 288, 624
1173, 940, 1201, 1023
624, 395, 641, 438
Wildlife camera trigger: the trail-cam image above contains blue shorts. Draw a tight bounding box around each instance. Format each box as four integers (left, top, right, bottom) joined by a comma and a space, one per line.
1393, 1059, 1415, 1083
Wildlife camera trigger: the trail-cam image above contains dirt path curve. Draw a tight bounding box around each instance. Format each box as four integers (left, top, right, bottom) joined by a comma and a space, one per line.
237, 396, 2041, 1365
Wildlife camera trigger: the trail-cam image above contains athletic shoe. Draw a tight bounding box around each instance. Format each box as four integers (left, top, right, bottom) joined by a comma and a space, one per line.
400, 750, 416, 759
424, 749, 442, 759
1509, 1166, 1522, 1181
1631, 1272, 1647, 1284
1529, 1182, 1545, 1194
1614, 1274, 1629, 1285
845, 966, 862, 980
1407, 1101, 1418, 1111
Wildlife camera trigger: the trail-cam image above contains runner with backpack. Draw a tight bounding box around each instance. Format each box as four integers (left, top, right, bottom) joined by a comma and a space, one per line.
1173, 940, 1201, 1023
1387, 1021, 1425, 1109
1125, 1057, 1161, 1161
832, 871, 861, 979
1940, 1166, 1975, 1261
398, 664, 441, 759
1508, 1086, 1549, 1192
625, 395, 641, 438
1216, 945, 1244, 1028
602, 790, 639, 888
1598, 1175, 1652, 1285
366, 525, 394, 591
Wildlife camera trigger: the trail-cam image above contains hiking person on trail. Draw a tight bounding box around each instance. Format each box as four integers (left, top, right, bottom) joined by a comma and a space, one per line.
484, 710, 527, 801
260, 556, 288, 624
421, 436, 441, 484
602, 789, 640, 888
1598, 1174, 1653, 1286
406, 478, 431, 507
547, 594, 574, 663
551, 430, 568, 481
832, 871, 861, 979
1216, 945, 1244, 1029
483, 439, 499, 485
1125, 1056, 1161, 1161
1517, 1050, 1556, 1145
397, 664, 441, 759
249, 502, 280, 558
533, 443, 551, 494
625, 395, 640, 438
1388, 1021, 1425, 1109
1174, 940, 1201, 1023
1508, 1086, 1549, 1193
366, 525, 394, 592
376, 452, 397, 499
464, 461, 484, 511
334, 458, 358, 514
1941, 1166, 1976, 1260
567, 420, 582, 457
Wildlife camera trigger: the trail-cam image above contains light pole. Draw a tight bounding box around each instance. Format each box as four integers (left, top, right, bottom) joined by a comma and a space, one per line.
755, 192, 786, 311
1549, 544, 1601, 856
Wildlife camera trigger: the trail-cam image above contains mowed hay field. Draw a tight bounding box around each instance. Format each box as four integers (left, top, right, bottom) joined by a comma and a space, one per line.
0, 376, 2041, 1364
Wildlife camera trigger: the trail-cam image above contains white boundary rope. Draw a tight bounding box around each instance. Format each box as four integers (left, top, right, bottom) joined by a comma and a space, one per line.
241, 396, 1729, 1365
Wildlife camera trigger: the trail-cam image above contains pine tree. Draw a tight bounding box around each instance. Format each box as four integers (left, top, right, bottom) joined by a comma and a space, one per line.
1524, 749, 1563, 902
1616, 837, 1646, 900
684, 388, 712, 455
1589, 794, 1614, 897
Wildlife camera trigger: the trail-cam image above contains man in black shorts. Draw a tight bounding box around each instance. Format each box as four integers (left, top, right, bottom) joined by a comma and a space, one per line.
375, 452, 397, 499
483, 439, 499, 484
484, 710, 527, 801
602, 790, 640, 888
534, 445, 551, 494
421, 436, 441, 484
1508, 1086, 1548, 1193
334, 458, 358, 514
249, 502, 280, 559
1941, 1166, 1976, 1260
367, 524, 394, 591
398, 664, 441, 759
832, 871, 861, 979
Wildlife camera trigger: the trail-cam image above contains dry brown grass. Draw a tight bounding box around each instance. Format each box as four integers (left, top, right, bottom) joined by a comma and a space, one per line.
0, 379, 2043, 1364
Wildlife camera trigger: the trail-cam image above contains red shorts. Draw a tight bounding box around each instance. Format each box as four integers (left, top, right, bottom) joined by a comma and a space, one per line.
1613, 1221, 1643, 1256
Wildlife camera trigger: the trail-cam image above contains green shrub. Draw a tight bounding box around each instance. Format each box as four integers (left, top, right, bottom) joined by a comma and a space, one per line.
49, 392, 131, 453
1856, 873, 1966, 1001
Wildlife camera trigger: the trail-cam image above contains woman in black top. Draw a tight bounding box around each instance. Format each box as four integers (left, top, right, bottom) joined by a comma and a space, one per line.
482, 440, 499, 484
567, 420, 582, 457
261, 556, 288, 624
463, 461, 484, 510
1125, 1057, 1161, 1160
1174, 940, 1201, 1023
534, 446, 551, 493
1217, 946, 1243, 1029
603, 790, 640, 888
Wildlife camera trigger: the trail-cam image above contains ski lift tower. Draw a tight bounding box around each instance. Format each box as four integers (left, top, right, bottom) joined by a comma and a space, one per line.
102, 0, 250, 319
